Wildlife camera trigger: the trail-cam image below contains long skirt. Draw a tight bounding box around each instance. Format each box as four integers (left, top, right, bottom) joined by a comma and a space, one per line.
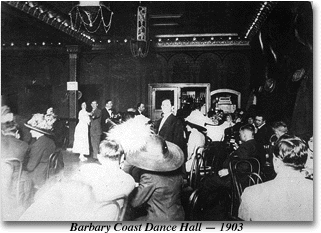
72, 122, 89, 155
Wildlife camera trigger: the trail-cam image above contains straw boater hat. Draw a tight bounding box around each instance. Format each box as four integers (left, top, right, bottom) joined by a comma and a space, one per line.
126, 134, 184, 172
24, 113, 55, 135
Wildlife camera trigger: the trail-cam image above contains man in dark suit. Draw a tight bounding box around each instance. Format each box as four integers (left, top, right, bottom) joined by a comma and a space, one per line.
254, 114, 274, 147
153, 99, 186, 155
90, 100, 102, 159
135, 102, 146, 116
227, 124, 265, 166
101, 99, 115, 133
201, 124, 264, 190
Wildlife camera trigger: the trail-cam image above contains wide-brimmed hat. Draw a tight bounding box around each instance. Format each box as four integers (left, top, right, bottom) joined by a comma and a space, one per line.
24, 113, 54, 135
126, 135, 184, 172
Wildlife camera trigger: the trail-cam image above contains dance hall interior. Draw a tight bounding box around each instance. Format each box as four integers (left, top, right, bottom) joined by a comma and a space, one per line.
1, 1, 314, 221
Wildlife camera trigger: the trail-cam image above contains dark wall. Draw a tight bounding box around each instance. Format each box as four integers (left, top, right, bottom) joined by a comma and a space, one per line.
1, 46, 252, 119
248, 1, 313, 136
1, 52, 69, 118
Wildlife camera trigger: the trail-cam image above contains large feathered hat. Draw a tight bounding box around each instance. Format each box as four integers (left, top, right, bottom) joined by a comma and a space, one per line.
107, 116, 184, 172
126, 134, 184, 172
24, 111, 56, 135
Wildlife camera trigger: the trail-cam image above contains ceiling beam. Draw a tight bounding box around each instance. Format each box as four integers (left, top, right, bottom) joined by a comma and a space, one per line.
3, 1, 95, 46
243, 1, 278, 40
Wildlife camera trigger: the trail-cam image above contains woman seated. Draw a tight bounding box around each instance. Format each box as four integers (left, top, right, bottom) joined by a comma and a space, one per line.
1, 106, 35, 220
238, 137, 313, 221
24, 113, 58, 189
107, 116, 185, 221
221, 113, 235, 130
127, 135, 186, 221
184, 113, 207, 173
19, 139, 136, 221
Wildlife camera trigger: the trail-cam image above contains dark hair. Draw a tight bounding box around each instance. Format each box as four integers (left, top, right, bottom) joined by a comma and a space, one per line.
273, 121, 287, 129
272, 121, 288, 133
240, 124, 255, 134
255, 113, 266, 121
225, 113, 234, 121
105, 99, 112, 105
136, 102, 143, 108
207, 111, 215, 118
247, 116, 254, 122
275, 137, 308, 170
122, 112, 135, 121
191, 102, 201, 111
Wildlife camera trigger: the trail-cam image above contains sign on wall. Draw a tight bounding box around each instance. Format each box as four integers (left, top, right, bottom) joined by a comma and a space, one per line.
67, 81, 78, 91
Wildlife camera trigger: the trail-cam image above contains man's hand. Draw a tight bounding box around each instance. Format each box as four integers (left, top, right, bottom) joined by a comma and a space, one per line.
233, 142, 239, 150
218, 169, 229, 177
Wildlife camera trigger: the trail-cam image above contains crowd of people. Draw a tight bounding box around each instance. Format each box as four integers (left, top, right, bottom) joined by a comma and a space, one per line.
1, 98, 313, 221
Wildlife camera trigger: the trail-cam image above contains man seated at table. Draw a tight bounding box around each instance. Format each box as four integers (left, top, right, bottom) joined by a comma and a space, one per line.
201, 124, 265, 190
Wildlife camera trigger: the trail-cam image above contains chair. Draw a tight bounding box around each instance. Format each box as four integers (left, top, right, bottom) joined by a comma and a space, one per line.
203, 141, 224, 172
228, 157, 262, 217
187, 189, 201, 220
2, 158, 23, 205
188, 187, 232, 221
46, 150, 63, 179
96, 195, 128, 221
189, 146, 212, 190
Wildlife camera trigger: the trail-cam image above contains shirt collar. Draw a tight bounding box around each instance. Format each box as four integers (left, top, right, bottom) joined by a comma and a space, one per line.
257, 122, 265, 129
162, 112, 172, 119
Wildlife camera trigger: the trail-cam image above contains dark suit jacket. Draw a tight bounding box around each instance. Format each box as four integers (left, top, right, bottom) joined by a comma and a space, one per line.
90, 108, 102, 136
154, 114, 186, 153
201, 138, 265, 191
223, 139, 265, 169
101, 108, 115, 133
134, 110, 147, 117
134, 110, 141, 116
255, 124, 274, 146
131, 170, 185, 221
25, 135, 56, 188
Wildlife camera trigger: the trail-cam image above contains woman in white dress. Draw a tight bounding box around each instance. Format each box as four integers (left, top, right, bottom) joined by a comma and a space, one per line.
73, 102, 91, 161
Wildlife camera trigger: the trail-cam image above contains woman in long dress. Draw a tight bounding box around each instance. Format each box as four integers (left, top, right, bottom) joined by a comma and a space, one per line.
73, 102, 91, 161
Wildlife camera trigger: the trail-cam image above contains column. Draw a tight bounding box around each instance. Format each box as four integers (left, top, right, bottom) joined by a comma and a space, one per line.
66, 45, 79, 148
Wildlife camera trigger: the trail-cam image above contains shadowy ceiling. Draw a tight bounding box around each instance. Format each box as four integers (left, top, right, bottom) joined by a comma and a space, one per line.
2, 1, 264, 47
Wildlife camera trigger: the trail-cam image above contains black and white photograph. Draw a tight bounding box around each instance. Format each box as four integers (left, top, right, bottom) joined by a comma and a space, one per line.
0, 0, 318, 231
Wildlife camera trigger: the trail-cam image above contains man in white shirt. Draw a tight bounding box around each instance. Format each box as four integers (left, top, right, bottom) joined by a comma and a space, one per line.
154, 99, 186, 155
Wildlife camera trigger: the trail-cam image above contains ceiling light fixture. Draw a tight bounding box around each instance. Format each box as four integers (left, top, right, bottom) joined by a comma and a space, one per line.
69, 1, 113, 34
